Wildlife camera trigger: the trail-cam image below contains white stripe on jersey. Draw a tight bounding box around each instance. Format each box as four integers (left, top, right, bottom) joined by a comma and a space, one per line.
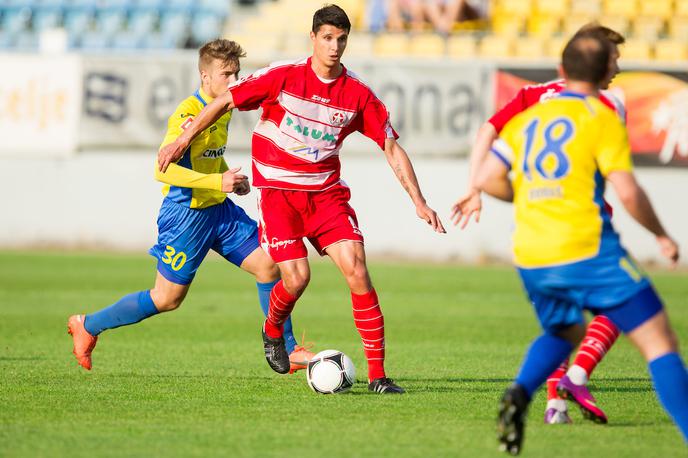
253, 159, 334, 186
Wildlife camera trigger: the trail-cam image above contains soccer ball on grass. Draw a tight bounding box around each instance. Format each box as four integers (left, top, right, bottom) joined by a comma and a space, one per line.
306, 349, 356, 394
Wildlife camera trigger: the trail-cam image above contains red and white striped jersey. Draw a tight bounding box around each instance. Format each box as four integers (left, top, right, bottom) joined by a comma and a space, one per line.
489, 79, 626, 133
229, 57, 398, 191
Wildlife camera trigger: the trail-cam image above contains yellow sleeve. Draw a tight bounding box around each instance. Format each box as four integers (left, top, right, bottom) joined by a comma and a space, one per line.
595, 112, 633, 177
155, 162, 223, 191
160, 98, 198, 150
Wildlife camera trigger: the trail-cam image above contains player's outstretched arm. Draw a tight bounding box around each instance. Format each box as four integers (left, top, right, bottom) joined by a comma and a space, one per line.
450, 122, 498, 229
157, 91, 236, 172
607, 170, 679, 265
383, 138, 446, 233
475, 153, 513, 202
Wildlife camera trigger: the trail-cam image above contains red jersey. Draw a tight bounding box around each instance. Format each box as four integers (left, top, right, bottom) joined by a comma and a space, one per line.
229, 57, 398, 191
488, 79, 626, 133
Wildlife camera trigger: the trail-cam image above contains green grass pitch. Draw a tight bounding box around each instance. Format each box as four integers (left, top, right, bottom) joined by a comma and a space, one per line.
1, 251, 686, 457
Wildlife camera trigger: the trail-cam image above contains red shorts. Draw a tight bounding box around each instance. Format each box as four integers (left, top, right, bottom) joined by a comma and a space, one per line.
257, 184, 364, 263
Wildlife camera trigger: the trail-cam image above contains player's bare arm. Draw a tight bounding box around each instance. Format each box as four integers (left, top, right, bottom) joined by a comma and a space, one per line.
475, 153, 513, 202
384, 138, 446, 233
607, 170, 679, 265
157, 91, 236, 172
450, 122, 498, 228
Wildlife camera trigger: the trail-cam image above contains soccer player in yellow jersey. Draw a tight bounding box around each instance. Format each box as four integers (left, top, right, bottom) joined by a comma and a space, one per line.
476, 33, 687, 454
67, 39, 314, 373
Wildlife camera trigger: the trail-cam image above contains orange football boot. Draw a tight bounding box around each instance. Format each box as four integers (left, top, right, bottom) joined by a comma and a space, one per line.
288, 332, 316, 374
67, 314, 98, 370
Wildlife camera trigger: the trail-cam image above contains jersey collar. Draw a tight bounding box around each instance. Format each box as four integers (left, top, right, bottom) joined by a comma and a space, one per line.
194, 87, 215, 107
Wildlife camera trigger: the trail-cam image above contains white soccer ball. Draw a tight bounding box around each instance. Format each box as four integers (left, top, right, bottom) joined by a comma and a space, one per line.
306, 349, 356, 394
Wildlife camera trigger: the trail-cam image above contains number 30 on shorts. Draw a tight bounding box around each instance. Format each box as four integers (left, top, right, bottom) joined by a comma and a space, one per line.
162, 245, 187, 271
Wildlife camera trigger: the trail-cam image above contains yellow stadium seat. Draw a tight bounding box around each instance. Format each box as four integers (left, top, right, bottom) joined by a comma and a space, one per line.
654, 39, 688, 62
570, 0, 602, 16
345, 33, 375, 58
446, 35, 478, 58
492, 14, 524, 36
677, 0, 688, 16
478, 35, 514, 58
514, 37, 546, 58
603, 0, 638, 18
620, 39, 652, 61
562, 14, 595, 36
534, 0, 569, 17
527, 15, 562, 38
495, 0, 533, 16
373, 33, 410, 57
639, 0, 673, 18
408, 33, 446, 57
669, 16, 688, 40
227, 32, 281, 59
596, 15, 630, 37
545, 36, 568, 58
633, 16, 666, 41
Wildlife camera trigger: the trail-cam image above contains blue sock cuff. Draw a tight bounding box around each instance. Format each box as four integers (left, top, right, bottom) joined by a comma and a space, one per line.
650, 352, 683, 371
257, 280, 279, 292
138, 290, 159, 318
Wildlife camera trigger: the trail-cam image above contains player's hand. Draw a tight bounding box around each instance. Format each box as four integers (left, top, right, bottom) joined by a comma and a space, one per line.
234, 178, 251, 196
450, 188, 482, 229
221, 167, 249, 193
657, 235, 679, 267
158, 139, 188, 173
416, 202, 446, 234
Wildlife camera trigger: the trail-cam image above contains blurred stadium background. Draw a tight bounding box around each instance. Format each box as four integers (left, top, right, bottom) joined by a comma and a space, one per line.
1, 0, 687, 265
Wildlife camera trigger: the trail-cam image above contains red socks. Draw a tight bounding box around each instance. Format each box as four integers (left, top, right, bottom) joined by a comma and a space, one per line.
573, 315, 620, 376
547, 358, 569, 400
264, 280, 298, 338
352, 289, 386, 381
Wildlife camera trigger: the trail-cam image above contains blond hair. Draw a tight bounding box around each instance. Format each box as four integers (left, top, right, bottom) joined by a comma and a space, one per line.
198, 39, 246, 71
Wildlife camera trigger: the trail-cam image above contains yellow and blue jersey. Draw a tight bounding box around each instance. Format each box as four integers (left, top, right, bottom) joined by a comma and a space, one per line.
159, 88, 232, 209
491, 91, 633, 268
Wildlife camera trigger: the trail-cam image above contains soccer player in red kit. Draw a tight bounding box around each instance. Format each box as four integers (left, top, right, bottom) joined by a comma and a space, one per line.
158, 4, 445, 394
451, 24, 626, 423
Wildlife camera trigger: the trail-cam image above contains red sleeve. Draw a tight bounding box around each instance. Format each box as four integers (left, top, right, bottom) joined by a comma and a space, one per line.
228, 66, 282, 111
488, 87, 528, 133
358, 94, 399, 150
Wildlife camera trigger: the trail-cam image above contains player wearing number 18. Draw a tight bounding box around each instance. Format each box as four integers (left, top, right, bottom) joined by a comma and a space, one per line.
67, 39, 315, 372
476, 33, 687, 454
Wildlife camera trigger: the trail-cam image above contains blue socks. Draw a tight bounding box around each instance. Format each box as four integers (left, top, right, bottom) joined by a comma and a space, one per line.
84, 290, 159, 336
515, 333, 574, 398
649, 352, 688, 442
257, 281, 297, 354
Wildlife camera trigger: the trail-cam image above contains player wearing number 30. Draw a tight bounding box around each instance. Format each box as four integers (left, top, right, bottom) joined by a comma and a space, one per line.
478, 33, 687, 454
67, 39, 315, 372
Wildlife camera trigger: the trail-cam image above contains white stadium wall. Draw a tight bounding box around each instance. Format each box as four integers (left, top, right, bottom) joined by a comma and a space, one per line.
1, 53, 687, 266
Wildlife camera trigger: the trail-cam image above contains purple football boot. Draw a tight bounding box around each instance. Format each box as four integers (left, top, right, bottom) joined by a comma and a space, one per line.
557, 374, 608, 424
544, 407, 572, 424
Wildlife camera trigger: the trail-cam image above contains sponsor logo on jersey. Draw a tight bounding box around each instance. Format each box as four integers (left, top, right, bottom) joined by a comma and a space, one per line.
201, 145, 226, 158
311, 94, 331, 103
289, 144, 321, 160
285, 116, 337, 144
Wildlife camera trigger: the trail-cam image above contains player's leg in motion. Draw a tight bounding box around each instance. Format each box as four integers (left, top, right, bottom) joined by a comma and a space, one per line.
68, 273, 187, 370
544, 358, 572, 424
557, 314, 620, 423
325, 241, 404, 394
498, 326, 580, 454
606, 287, 688, 442
262, 259, 310, 374
239, 247, 314, 373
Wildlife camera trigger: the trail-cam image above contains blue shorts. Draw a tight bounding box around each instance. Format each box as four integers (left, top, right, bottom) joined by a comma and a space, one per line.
149, 198, 260, 285
518, 252, 661, 334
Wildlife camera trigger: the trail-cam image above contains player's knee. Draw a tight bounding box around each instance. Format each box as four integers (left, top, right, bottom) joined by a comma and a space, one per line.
344, 265, 371, 291
150, 289, 186, 312
256, 263, 280, 283
281, 271, 309, 297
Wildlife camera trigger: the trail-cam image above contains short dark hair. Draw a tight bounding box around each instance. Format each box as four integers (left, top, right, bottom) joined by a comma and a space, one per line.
574, 22, 625, 45
562, 34, 612, 85
312, 4, 351, 34
198, 39, 246, 71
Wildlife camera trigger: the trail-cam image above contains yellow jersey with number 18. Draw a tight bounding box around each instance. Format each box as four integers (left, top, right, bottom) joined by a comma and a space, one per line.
159, 88, 232, 209
491, 91, 633, 268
